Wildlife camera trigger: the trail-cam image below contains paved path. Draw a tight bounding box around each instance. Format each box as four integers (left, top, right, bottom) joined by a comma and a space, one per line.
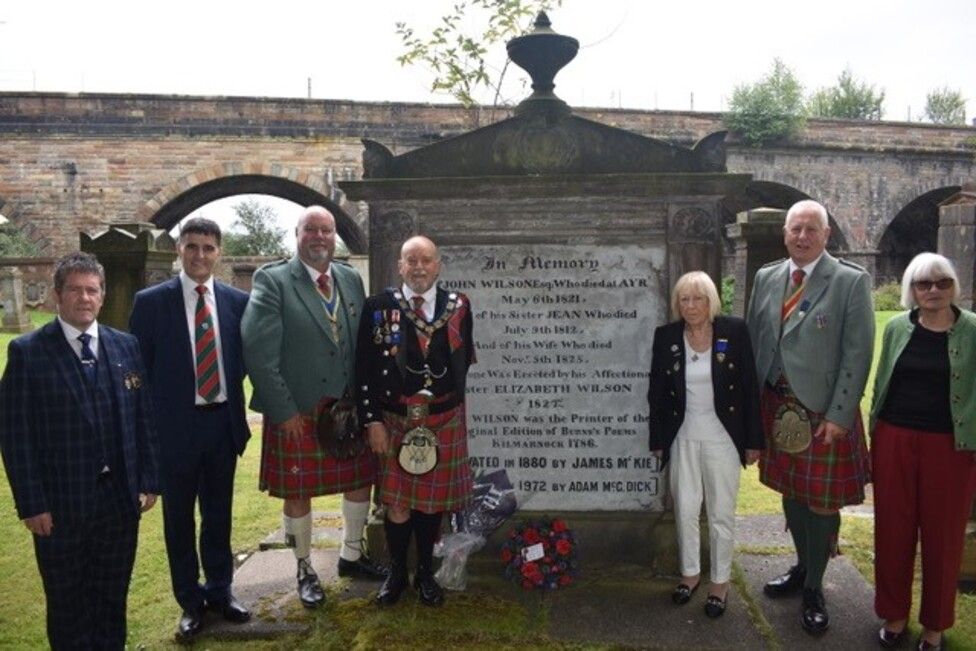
194, 510, 881, 649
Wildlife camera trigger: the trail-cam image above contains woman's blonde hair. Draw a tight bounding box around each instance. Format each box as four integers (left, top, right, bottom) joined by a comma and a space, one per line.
670, 271, 721, 322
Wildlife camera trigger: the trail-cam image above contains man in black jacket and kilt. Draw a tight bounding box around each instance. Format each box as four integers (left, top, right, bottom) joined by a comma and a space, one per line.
357, 235, 476, 607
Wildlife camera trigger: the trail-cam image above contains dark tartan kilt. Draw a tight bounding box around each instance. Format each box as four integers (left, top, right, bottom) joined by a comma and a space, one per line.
259, 398, 377, 499
759, 385, 870, 510
378, 405, 473, 513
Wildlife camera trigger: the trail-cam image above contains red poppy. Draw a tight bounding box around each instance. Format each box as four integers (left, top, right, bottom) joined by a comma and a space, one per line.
501, 547, 513, 563
521, 561, 540, 578
523, 528, 541, 545
552, 519, 568, 533
559, 574, 573, 586
556, 539, 572, 556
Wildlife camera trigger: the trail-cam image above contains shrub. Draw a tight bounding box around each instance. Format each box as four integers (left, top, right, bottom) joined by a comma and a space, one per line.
873, 282, 901, 311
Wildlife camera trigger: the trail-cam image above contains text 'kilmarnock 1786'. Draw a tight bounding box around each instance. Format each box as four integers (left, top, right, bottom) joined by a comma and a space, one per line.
440, 245, 667, 511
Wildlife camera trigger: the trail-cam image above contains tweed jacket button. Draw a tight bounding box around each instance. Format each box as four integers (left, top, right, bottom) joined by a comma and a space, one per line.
729, 406, 735, 412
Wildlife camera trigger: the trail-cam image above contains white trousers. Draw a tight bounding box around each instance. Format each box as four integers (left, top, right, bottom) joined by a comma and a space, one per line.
668, 436, 741, 583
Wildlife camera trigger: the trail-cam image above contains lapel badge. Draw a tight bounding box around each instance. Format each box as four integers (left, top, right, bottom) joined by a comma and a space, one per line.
716, 352, 726, 364
673, 361, 680, 372
715, 338, 728, 364
816, 314, 828, 329
123, 370, 142, 390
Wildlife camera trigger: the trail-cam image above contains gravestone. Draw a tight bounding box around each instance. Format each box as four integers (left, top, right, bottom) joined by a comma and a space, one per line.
343, 13, 750, 565
81, 223, 176, 330
939, 183, 976, 310
0, 266, 33, 333
725, 208, 787, 316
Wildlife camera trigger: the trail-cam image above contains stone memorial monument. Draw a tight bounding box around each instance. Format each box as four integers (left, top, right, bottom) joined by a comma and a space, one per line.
343, 13, 750, 565
81, 223, 176, 330
0, 266, 33, 333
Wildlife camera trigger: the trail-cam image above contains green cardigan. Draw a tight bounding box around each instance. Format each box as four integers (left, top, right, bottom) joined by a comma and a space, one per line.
869, 307, 976, 450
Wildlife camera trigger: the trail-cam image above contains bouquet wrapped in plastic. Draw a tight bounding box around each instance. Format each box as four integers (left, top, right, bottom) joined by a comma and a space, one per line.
434, 469, 517, 590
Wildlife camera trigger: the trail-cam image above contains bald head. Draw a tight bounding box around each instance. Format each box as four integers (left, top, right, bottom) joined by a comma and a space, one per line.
398, 236, 441, 294
296, 205, 337, 271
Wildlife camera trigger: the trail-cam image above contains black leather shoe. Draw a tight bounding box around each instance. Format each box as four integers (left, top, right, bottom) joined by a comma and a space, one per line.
916, 636, 946, 650
176, 608, 204, 641
297, 559, 325, 608
375, 568, 409, 607
414, 572, 445, 607
878, 626, 908, 648
764, 564, 807, 597
801, 588, 829, 635
207, 596, 251, 623
671, 582, 699, 605
704, 594, 727, 619
338, 554, 389, 580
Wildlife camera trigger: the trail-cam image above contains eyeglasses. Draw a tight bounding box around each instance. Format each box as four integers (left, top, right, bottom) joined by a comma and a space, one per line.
911, 278, 954, 291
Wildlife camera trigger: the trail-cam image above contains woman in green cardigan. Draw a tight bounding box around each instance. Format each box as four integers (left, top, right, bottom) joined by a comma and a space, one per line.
870, 252, 976, 651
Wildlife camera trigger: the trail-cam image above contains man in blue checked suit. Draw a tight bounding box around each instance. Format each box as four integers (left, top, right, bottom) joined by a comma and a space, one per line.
0, 252, 160, 650
129, 217, 251, 641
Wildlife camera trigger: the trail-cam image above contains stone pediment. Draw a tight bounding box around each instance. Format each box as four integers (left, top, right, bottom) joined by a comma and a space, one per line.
363, 117, 726, 179
362, 12, 726, 180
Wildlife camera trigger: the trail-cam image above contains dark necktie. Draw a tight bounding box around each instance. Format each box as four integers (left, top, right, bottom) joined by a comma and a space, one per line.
77, 333, 97, 385
194, 285, 220, 402
782, 269, 806, 322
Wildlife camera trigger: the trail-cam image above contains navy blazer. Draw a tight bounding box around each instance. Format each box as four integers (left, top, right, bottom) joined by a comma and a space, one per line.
0, 320, 160, 521
129, 277, 250, 462
647, 315, 764, 467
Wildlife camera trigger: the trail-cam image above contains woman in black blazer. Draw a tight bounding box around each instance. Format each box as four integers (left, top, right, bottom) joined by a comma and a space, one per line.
648, 271, 764, 618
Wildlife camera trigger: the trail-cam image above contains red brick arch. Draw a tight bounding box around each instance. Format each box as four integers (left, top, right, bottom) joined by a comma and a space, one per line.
138, 162, 367, 254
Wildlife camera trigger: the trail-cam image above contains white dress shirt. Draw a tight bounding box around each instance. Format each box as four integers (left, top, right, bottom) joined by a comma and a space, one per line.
401, 284, 437, 322
59, 317, 99, 361
180, 271, 227, 404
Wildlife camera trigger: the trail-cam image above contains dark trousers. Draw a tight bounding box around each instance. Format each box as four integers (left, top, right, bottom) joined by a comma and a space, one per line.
161, 405, 237, 611
34, 473, 138, 651
873, 419, 976, 631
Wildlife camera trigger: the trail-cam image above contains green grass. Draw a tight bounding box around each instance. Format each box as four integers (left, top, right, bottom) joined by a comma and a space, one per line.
4, 309, 974, 649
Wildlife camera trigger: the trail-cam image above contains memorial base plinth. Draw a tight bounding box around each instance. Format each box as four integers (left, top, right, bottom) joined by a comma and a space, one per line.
1, 315, 33, 333
367, 510, 694, 577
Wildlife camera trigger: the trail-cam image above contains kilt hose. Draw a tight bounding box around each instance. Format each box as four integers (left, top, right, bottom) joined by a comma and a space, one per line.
379, 405, 473, 513
759, 385, 869, 510
259, 397, 376, 499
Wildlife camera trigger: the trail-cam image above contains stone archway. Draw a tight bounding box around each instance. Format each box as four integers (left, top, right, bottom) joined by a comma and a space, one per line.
138, 163, 368, 254
875, 186, 960, 284
721, 180, 850, 251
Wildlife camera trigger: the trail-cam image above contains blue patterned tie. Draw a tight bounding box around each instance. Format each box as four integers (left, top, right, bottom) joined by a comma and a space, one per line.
77, 333, 97, 384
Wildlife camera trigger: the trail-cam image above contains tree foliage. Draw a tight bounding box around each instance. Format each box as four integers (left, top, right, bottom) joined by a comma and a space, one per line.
924, 87, 967, 125
808, 68, 884, 120
724, 59, 807, 147
396, 0, 562, 108
221, 200, 288, 257
0, 223, 39, 257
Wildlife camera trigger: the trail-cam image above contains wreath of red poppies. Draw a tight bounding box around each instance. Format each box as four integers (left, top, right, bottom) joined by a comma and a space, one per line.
500, 518, 579, 591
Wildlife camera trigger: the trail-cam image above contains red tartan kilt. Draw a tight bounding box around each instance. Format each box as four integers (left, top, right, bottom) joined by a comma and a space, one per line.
378, 405, 473, 513
759, 386, 870, 510
259, 400, 377, 499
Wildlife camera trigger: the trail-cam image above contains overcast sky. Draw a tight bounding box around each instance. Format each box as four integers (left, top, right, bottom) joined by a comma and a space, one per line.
1, 0, 973, 235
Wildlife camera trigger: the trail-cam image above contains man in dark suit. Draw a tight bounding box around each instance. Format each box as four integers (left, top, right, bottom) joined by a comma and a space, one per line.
129, 217, 251, 640
0, 252, 160, 650
359, 235, 476, 607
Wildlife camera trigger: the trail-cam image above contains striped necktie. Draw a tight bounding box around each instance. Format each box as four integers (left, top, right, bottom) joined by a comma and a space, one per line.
194, 285, 220, 402
412, 296, 430, 356
781, 269, 806, 322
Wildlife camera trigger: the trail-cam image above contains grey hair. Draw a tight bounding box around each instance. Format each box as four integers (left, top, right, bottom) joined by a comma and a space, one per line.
785, 200, 829, 230
900, 252, 960, 308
